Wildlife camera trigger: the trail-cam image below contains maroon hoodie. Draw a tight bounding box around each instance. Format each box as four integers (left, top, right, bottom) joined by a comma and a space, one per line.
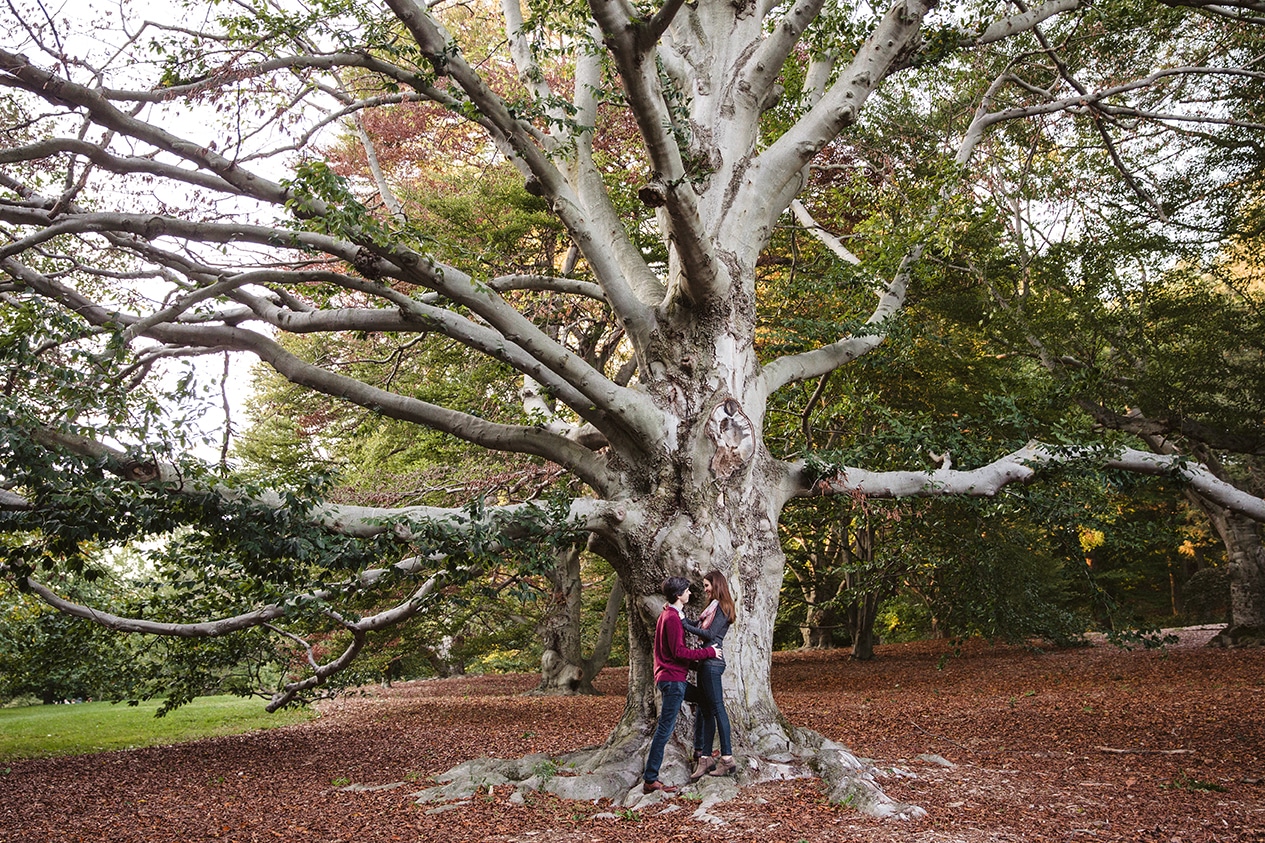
652, 605, 716, 682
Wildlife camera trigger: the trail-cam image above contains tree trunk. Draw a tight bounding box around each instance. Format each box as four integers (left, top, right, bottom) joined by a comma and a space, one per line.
416, 405, 923, 817
843, 522, 884, 659
1145, 445, 1264, 646
577, 322, 920, 814
797, 581, 845, 648
587, 460, 793, 761
535, 544, 588, 695
847, 588, 881, 661
420, 642, 466, 677
785, 520, 847, 649
1207, 511, 1265, 647
801, 605, 838, 648
534, 543, 624, 695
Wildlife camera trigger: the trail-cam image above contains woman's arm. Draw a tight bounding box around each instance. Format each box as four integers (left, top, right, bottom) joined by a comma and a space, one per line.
683, 617, 718, 643
666, 614, 716, 662
684, 610, 730, 645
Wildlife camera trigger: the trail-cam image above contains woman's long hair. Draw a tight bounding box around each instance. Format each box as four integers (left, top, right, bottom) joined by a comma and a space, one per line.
704, 570, 736, 623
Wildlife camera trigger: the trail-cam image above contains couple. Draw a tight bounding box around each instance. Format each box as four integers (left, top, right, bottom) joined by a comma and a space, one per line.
642, 570, 737, 795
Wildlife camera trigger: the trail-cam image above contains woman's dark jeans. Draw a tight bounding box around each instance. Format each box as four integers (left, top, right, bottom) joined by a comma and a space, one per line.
692, 659, 731, 756
643, 680, 686, 783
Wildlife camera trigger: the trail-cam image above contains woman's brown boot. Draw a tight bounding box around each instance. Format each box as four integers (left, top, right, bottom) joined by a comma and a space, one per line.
689, 754, 716, 782
708, 756, 737, 777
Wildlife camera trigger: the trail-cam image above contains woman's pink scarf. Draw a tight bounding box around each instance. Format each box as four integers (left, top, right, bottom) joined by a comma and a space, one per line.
699, 599, 719, 629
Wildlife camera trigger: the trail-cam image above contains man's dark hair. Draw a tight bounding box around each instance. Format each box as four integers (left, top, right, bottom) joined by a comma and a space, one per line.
662, 576, 691, 603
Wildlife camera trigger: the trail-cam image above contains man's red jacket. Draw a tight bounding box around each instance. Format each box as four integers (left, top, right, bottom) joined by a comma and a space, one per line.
652, 605, 716, 683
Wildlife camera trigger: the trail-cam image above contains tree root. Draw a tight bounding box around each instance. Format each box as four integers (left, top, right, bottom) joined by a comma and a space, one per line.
1207, 625, 1265, 648
410, 726, 925, 821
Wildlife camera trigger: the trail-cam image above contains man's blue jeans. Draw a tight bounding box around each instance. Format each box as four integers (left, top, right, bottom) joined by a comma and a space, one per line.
643, 680, 686, 783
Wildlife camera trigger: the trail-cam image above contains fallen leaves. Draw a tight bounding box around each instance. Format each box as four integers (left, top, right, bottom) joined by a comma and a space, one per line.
1, 629, 1263, 842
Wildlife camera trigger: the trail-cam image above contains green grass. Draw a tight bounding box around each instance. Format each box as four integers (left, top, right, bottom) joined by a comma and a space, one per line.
0, 696, 313, 762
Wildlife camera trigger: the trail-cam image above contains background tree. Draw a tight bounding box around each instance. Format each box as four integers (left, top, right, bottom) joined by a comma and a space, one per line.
762, 199, 1094, 657
971, 151, 1265, 643
931, 3, 1265, 642
761, 149, 1229, 660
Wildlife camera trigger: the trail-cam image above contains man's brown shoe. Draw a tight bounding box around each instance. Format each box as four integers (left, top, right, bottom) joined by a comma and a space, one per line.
642, 780, 678, 794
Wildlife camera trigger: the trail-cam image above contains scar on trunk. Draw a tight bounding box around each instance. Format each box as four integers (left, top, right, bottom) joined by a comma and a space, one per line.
707, 397, 755, 481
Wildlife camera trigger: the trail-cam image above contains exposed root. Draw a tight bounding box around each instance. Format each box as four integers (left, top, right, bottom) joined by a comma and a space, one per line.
794, 727, 927, 820
1207, 624, 1265, 648
411, 726, 924, 821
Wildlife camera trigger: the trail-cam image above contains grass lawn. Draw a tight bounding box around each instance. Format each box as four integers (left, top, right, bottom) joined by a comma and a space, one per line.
0, 695, 313, 762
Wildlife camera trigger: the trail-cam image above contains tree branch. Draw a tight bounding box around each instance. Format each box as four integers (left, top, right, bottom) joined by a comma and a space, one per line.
7, 562, 450, 713
18, 576, 293, 636
957, 67, 1265, 162
785, 443, 1265, 522
581, 573, 626, 679
3, 258, 622, 491
747, 0, 830, 105
501, 0, 556, 107
0, 48, 290, 206
745, 0, 933, 218
561, 24, 666, 323
6, 421, 627, 543
0, 139, 242, 195
587, 0, 723, 306
790, 200, 861, 265
1156, 0, 1265, 23
760, 248, 918, 395
1, 192, 664, 458
1077, 401, 1265, 456
381, 0, 662, 347
2, 19, 666, 435
953, 0, 1084, 50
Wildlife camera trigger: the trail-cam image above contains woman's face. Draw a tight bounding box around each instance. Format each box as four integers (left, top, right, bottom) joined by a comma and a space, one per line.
704, 580, 713, 596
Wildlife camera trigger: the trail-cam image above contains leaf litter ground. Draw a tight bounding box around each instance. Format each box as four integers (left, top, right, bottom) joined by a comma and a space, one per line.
2, 626, 1262, 842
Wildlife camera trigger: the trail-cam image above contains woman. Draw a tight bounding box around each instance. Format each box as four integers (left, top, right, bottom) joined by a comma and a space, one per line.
642, 576, 721, 794
684, 569, 736, 780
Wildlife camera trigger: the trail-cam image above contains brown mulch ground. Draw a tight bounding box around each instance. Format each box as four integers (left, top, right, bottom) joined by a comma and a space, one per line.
2, 627, 1263, 842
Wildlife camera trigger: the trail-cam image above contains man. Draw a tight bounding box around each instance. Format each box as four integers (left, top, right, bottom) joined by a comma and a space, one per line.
642, 576, 722, 794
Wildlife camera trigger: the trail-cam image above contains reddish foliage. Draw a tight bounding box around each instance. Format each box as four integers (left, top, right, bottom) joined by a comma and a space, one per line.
3, 629, 1263, 842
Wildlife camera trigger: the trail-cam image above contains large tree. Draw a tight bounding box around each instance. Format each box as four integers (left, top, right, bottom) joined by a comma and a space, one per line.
2, 0, 1264, 816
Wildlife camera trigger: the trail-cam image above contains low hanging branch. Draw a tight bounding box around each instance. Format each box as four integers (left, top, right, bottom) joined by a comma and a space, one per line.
794, 442, 1265, 522
8, 561, 450, 711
